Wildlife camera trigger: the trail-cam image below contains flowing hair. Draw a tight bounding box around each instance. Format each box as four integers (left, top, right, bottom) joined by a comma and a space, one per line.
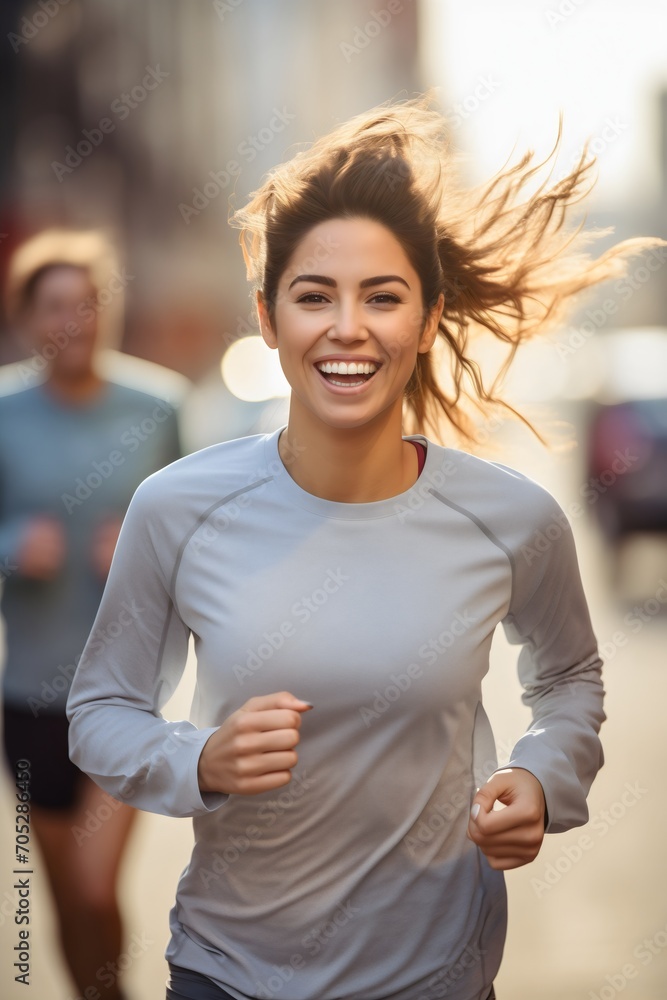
229, 93, 663, 446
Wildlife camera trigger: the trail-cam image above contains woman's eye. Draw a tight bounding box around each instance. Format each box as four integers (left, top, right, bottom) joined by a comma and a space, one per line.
296, 292, 329, 304
369, 293, 401, 305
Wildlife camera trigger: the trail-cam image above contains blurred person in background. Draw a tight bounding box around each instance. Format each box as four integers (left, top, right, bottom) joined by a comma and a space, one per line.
0, 229, 188, 1000
67, 97, 663, 1000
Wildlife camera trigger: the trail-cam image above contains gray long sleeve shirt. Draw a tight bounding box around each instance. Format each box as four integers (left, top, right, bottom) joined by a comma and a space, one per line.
66, 424, 605, 1000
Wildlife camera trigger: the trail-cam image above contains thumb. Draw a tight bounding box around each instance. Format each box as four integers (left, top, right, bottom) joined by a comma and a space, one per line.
281, 692, 314, 711
291, 695, 314, 710
470, 772, 511, 823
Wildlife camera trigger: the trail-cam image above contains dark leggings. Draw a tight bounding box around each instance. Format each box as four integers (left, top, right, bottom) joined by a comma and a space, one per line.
166, 963, 496, 999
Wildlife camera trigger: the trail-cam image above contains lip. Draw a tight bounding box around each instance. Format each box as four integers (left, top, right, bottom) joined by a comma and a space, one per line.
313, 363, 382, 396
312, 355, 383, 365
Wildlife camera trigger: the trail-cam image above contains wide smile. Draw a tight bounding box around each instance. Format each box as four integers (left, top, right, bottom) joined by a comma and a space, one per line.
312, 359, 383, 394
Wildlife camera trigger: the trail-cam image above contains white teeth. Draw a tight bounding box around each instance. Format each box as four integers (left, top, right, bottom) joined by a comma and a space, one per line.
316, 360, 378, 375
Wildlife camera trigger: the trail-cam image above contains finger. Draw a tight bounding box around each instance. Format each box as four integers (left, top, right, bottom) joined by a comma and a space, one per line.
236, 750, 299, 778
235, 728, 301, 755
469, 799, 543, 838
242, 692, 313, 714
238, 709, 307, 734
470, 798, 540, 837
469, 826, 543, 851
234, 770, 296, 795
482, 854, 533, 871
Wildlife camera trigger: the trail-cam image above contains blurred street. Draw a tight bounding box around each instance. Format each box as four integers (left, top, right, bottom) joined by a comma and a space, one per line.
1, 401, 666, 1000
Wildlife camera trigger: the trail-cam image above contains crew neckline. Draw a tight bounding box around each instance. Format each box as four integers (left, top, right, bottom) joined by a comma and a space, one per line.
262, 423, 440, 520
35, 378, 113, 413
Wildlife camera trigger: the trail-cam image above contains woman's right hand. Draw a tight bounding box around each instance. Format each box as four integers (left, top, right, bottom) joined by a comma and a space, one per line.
16, 515, 66, 580
197, 691, 313, 796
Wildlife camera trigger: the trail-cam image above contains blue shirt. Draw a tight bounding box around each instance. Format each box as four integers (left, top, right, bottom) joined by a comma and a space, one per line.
0, 375, 183, 713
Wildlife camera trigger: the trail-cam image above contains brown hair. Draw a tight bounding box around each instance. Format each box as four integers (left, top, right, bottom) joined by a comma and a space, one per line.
230, 93, 664, 446
4, 228, 120, 337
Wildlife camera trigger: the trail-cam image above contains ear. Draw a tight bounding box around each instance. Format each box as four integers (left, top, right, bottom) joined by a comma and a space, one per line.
256, 291, 278, 349
417, 292, 444, 354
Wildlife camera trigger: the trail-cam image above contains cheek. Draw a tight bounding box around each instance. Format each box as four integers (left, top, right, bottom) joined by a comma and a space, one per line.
274, 309, 318, 352
383, 315, 423, 364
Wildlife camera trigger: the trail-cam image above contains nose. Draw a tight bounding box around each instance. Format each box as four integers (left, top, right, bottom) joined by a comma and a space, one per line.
326, 300, 369, 344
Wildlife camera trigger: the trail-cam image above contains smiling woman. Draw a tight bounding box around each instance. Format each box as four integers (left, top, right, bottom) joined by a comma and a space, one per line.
64, 94, 663, 1000
250, 214, 444, 501
233, 94, 663, 450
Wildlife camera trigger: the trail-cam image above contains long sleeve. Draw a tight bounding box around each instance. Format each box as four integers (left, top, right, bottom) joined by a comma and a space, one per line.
0, 514, 28, 579
66, 476, 229, 817
499, 494, 605, 834
0, 420, 28, 576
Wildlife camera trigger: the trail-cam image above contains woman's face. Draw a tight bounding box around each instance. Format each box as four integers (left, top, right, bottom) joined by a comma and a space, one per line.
22, 265, 99, 378
257, 216, 443, 431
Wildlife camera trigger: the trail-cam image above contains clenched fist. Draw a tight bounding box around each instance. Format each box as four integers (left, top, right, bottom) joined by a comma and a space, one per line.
197, 691, 313, 797
467, 767, 547, 870
16, 515, 66, 580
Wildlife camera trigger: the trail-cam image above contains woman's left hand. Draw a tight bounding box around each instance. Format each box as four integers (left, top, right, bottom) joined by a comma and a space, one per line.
466, 767, 547, 870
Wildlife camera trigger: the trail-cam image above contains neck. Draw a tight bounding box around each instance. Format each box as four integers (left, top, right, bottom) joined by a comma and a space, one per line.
44, 367, 105, 405
278, 400, 419, 503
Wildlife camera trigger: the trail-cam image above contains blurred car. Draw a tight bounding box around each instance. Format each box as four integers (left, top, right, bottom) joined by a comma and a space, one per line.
584, 327, 667, 544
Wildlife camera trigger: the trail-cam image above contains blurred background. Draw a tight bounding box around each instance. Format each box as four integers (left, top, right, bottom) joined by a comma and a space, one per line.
0, 0, 666, 997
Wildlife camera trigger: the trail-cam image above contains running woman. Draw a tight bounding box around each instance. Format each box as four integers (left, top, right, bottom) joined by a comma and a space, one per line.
1, 228, 186, 1000
66, 96, 661, 1000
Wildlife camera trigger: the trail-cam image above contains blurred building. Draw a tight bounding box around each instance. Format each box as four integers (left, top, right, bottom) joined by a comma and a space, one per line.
0, 0, 421, 444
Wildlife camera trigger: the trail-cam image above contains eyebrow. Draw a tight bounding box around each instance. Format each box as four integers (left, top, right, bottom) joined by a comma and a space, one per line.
287, 274, 410, 291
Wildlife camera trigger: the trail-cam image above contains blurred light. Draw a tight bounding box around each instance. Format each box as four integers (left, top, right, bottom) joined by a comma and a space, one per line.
591, 327, 667, 402
500, 341, 568, 403
220, 336, 290, 402
420, 0, 667, 208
